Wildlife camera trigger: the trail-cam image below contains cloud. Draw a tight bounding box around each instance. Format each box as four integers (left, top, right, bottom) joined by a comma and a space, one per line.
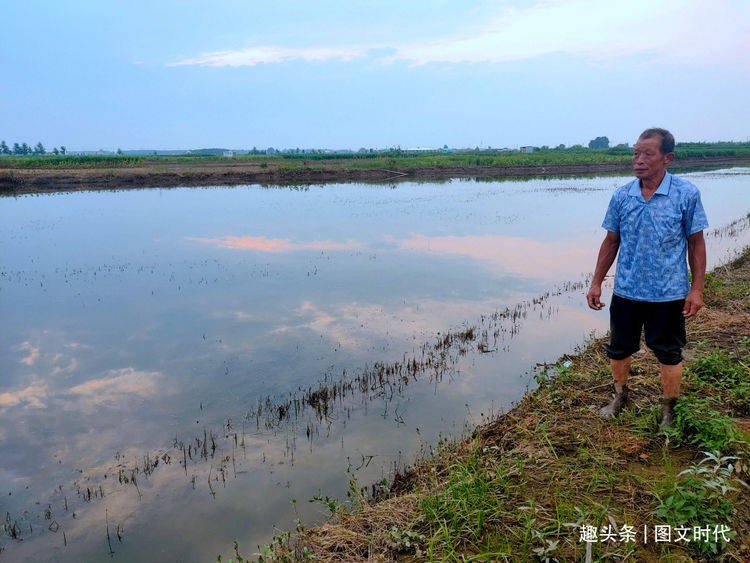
52, 356, 79, 375
19, 341, 39, 366
0, 383, 48, 409
393, 0, 750, 67
167, 1, 749, 69
397, 233, 594, 278
188, 235, 359, 252
271, 300, 366, 349
232, 311, 258, 322
69, 368, 160, 404
169, 45, 365, 67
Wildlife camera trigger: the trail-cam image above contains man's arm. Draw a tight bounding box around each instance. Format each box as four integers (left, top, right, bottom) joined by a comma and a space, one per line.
587, 230, 620, 310
684, 230, 706, 318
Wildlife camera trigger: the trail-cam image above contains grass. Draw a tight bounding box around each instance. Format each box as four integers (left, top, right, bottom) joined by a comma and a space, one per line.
2, 142, 750, 170
219, 247, 750, 561
418, 448, 517, 557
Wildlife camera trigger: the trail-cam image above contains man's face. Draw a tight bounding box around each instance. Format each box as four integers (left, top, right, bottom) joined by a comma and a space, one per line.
633, 136, 673, 182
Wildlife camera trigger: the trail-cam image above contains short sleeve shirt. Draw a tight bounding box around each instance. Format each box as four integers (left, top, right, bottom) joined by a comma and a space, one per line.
602, 172, 708, 302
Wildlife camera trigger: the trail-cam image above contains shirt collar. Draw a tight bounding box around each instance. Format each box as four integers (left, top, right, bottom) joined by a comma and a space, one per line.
655, 171, 672, 195
627, 171, 672, 200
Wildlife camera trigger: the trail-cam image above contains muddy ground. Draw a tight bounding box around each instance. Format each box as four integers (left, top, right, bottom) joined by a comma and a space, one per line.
2, 155, 749, 194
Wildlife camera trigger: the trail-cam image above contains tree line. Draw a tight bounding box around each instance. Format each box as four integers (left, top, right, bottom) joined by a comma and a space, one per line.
0, 141, 67, 155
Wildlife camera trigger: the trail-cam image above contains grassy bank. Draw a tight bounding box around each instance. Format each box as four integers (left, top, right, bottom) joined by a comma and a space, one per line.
232, 248, 750, 561
4, 154, 750, 195
2, 143, 750, 171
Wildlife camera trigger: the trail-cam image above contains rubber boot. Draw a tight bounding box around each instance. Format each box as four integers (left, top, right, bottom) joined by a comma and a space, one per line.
660, 397, 678, 430
598, 382, 628, 419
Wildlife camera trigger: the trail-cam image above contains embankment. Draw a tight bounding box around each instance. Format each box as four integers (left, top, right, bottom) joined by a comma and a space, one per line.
2, 155, 750, 194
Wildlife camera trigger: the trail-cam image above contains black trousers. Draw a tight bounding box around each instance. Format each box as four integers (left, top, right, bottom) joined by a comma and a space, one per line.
605, 294, 686, 365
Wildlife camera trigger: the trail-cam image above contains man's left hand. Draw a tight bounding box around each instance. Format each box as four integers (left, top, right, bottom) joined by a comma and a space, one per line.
683, 289, 704, 318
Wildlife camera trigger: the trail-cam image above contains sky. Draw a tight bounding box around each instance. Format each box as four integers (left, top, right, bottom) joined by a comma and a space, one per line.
1, 0, 749, 151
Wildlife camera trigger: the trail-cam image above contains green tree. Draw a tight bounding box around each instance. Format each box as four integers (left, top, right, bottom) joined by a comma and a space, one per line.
0, 141, 9, 155
116, 148, 123, 155
588, 136, 610, 149
12, 142, 21, 154
556, 143, 566, 149
52, 147, 59, 155
33, 142, 46, 155
60, 145, 67, 155
20, 142, 31, 155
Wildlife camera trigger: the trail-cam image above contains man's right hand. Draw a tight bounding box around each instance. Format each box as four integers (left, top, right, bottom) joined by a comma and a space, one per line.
587, 284, 605, 310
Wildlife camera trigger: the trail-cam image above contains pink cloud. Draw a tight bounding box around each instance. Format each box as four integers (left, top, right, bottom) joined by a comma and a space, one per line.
397, 234, 594, 278
188, 235, 359, 252
0, 383, 48, 409
19, 341, 39, 366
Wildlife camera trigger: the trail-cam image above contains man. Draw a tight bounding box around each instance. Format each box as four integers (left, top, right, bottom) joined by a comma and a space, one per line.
586, 127, 708, 429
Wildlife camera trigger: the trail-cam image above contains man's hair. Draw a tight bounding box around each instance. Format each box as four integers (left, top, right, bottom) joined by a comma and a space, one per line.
639, 128, 675, 154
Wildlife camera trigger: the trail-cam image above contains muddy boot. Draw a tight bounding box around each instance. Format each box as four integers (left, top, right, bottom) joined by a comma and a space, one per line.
598, 382, 629, 419
659, 397, 678, 430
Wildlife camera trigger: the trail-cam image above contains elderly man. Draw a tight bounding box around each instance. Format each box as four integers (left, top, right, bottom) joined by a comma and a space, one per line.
586, 127, 708, 429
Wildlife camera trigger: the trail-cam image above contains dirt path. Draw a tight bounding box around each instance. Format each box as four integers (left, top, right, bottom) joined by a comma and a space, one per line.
2, 155, 749, 194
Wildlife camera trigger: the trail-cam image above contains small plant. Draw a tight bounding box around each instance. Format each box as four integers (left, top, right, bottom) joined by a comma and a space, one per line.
255, 530, 292, 562
531, 536, 559, 561
703, 272, 724, 293
655, 451, 746, 556
386, 526, 425, 552
345, 473, 367, 508
632, 404, 661, 436
554, 360, 582, 383
310, 492, 343, 515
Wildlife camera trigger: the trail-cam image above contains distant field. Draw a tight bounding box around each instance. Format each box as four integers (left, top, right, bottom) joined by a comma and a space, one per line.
3, 143, 750, 194
2, 143, 749, 170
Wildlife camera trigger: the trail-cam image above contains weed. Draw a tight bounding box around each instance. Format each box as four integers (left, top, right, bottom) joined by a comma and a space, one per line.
688, 350, 747, 388
255, 529, 292, 562
554, 360, 582, 383
632, 404, 661, 437
385, 526, 425, 553
655, 451, 746, 556
419, 447, 512, 555
668, 397, 741, 451
687, 350, 750, 416
309, 492, 343, 515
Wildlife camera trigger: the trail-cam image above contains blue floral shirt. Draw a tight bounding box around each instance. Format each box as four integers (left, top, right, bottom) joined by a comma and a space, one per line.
602, 172, 708, 302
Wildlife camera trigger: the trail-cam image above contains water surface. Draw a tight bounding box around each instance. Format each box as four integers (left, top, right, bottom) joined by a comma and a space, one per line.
1, 169, 749, 560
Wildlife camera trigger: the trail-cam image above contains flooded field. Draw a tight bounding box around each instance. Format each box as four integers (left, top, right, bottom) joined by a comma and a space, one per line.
1, 169, 749, 561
